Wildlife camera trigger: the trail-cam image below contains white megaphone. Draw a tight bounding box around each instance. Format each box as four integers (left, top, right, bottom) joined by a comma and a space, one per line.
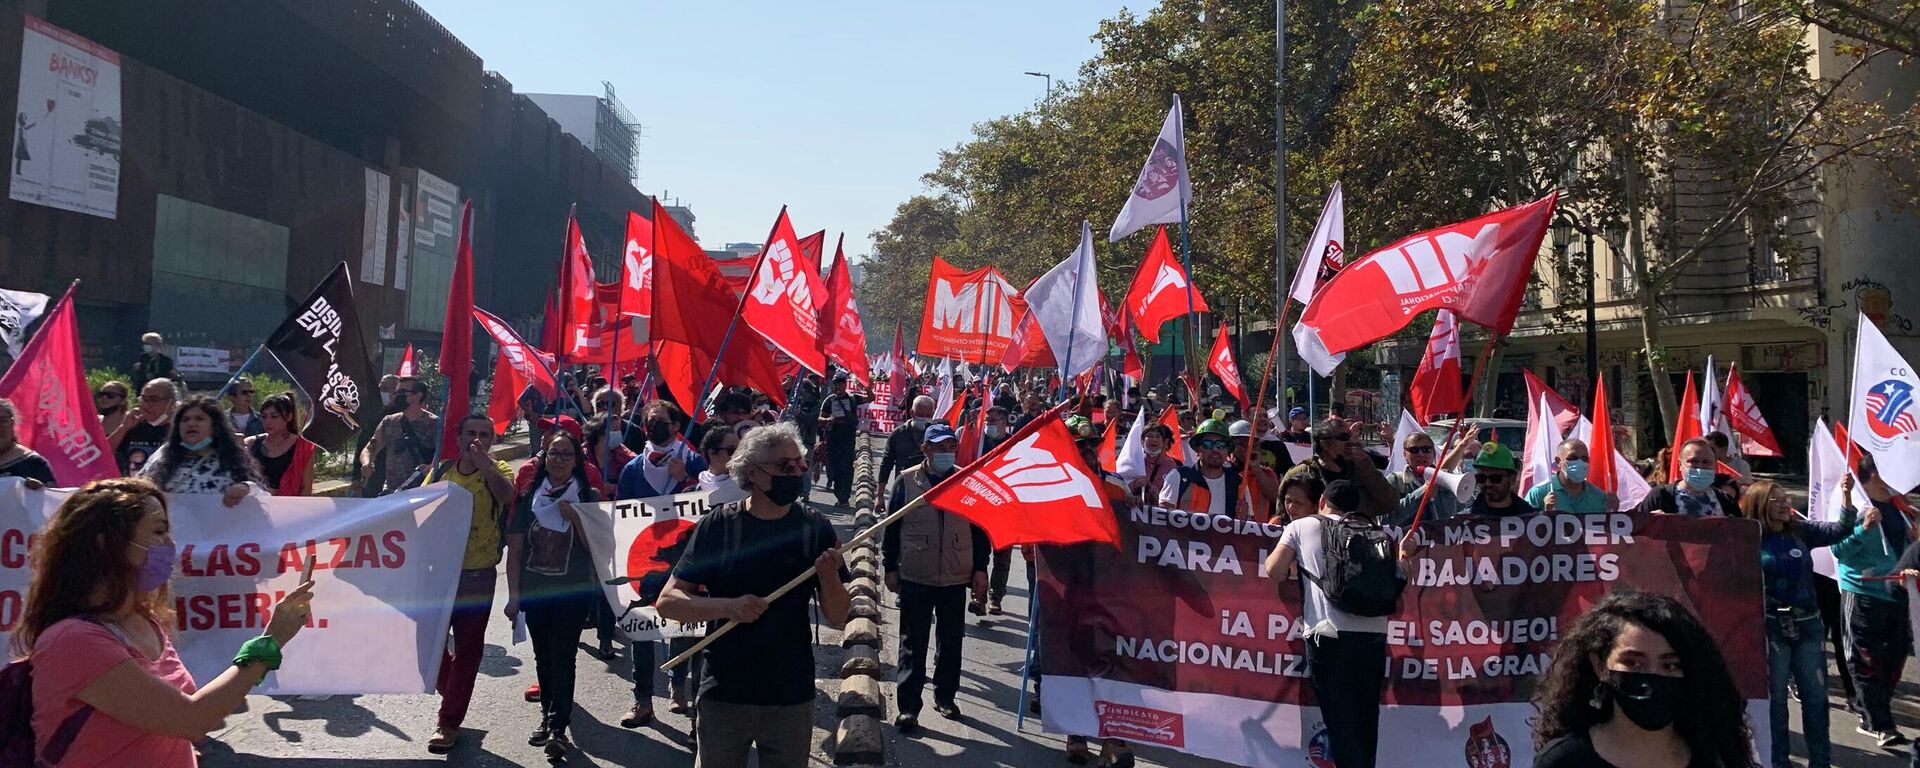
1417, 466, 1476, 502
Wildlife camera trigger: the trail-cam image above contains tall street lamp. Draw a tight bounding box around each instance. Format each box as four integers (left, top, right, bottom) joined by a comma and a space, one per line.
1024, 71, 1051, 108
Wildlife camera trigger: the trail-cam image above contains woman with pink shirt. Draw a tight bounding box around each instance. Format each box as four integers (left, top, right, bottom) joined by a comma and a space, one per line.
14, 477, 315, 767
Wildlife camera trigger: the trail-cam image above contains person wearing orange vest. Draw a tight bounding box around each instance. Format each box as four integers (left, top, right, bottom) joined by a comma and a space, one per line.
1158, 418, 1248, 518
1230, 419, 1280, 521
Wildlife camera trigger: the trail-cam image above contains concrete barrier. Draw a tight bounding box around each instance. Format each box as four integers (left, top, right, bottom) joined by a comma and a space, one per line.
832, 714, 885, 765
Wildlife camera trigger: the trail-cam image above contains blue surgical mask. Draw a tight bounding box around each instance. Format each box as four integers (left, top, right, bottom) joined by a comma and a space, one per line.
1683, 467, 1716, 491
1562, 459, 1590, 484
927, 453, 957, 474
133, 541, 176, 592
182, 436, 213, 451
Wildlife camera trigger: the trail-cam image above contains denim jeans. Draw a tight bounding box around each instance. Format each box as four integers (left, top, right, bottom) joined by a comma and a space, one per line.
1767, 613, 1830, 767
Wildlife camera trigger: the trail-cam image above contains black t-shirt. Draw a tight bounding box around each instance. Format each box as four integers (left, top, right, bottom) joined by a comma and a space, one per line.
0, 451, 54, 484
119, 420, 170, 475
671, 502, 848, 706
1468, 495, 1540, 518
1535, 731, 1716, 768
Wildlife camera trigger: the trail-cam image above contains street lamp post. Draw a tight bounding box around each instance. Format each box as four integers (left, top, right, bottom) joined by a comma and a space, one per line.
1586, 231, 1599, 410
1024, 71, 1051, 109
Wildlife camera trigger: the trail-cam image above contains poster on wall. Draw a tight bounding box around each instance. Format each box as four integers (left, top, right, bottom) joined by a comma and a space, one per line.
174, 346, 231, 375
413, 169, 459, 250
360, 168, 391, 286
9, 16, 122, 219
393, 180, 413, 291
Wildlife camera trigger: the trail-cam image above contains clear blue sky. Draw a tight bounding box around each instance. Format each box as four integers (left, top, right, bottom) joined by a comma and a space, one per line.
414, 1, 1149, 259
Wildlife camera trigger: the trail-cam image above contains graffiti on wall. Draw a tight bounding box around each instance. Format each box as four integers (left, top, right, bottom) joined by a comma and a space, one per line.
1797, 276, 1914, 332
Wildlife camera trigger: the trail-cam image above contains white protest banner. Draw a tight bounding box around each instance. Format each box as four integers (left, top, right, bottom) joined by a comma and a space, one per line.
0, 480, 469, 695
577, 485, 746, 641
173, 346, 231, 375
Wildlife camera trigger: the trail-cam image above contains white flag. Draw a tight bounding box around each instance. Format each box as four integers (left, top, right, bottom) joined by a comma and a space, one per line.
933, 357, 955, 422
1520, 392, 1563, 493
1288, 183, 1345, 306
1114, 405, 1149, 480
1808, 418, 1869, 578
1850, 314, 1920, 493
1108, 96, 1192, 242
1698, 355, 1731, 438
1292, 321, 1345, 378
0, 289, 50, 357
1385, 409, 1422, 475
1027, 222, 1109, 378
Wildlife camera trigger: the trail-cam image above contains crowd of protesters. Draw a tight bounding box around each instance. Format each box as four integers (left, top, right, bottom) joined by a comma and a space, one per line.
11, 336, 1920, 768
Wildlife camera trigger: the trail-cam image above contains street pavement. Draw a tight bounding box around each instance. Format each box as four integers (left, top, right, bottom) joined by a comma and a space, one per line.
200, 459, 1916, 767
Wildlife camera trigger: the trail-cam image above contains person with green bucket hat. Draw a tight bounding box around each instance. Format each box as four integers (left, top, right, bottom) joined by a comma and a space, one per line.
1464, 441, 1537, 518
1158, 417, 1248, 518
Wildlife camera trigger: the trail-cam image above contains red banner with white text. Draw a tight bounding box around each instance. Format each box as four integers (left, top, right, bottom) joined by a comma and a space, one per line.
919, 256, 1026, 364
1037, 509, 1766, 767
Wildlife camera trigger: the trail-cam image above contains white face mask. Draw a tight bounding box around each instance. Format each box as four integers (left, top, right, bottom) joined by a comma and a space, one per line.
142, 344, 156, 353
984, 425, 1004, 439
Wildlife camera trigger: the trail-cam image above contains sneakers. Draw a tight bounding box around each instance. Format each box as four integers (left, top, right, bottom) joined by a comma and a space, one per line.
1858, 725, 1909, 748
426, 726, 458, 754
543, 730, 572, 760
527, 724, 550, 747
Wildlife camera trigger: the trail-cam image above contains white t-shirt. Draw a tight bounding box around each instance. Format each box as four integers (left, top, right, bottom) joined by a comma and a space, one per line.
1156, 471, 1229, 516
1279, 514, 1390, 638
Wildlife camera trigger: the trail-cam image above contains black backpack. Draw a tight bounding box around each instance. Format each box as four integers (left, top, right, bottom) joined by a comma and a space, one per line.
1305, 513, 1406, 617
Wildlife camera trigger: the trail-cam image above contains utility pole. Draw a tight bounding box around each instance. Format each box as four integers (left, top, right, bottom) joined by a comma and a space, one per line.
1273, 0, 1291, 411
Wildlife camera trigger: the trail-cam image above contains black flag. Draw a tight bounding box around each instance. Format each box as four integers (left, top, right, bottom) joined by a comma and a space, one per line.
265, 263, 381, 447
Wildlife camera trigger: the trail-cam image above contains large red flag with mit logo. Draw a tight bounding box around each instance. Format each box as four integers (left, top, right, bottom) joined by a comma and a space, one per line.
1298, 193, 1556, 356
0, 284, 116, 485
1125, 227, 1210, 344
925, 409, 1121, 548
1204, 324, 1248, 408
918, 256, 1025, 363
742, 208, 829, 375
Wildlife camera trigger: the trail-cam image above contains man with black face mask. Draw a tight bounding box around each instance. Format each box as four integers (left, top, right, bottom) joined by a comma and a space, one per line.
657, 422, 849, 768
882, 424, 988, 732
880, 395, 936, 488
818, 373, 864, 507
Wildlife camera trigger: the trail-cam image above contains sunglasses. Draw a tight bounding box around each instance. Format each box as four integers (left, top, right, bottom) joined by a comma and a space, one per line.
1321, 434, 1352, 442
1194, 438, 1231, 451
1406, 445, 1435, 454
236, 389, 255, 396
1475, 473, 1511, 485
760, 458, 808, 476
95, 392, 123, 399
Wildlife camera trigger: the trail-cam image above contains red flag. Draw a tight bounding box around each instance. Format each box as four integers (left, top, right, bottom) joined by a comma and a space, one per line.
999, 309, 1056, 371
919, 256, 1026, 363
396, 344, 416, 377
924, 409, 1121, 548
1158, 405, 1185, 463
741, 208, 829, 375
561, 210, 601, 362
1125, 226, 1210, 344
538, 292, 561, 358
485, 350, 524, 436
619, 211, 654, 319
1098, 416, 1119, 473
473, 308, 557, 398
797, 229, 826, 269
1669, 371, 1702, 481
1834, 420, 1861, 472
820, 236, 873, 385
1724, 365, 1783, 457
1117, 309, 1145, 381
887, 321, 910, 385
1408, 310, 1465, 422
435, 201, 476, 458
1523, 369, 1581, 435
1590, 374, 1617, 495
1298, 193, 1557, 356
649, 201, 787, 409
0, 285, 115, 485
957, 394, 987, 465
1205, 324, 1248, 408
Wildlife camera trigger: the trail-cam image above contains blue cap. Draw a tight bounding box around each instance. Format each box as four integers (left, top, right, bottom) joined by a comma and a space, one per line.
924, 423, 958, 444
1288, 406, 1307, 420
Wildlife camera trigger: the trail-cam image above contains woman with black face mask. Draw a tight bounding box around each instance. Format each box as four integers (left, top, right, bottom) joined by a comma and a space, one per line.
1531, 591, 1755, 768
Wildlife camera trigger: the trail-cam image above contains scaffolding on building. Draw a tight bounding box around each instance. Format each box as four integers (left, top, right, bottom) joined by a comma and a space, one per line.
597, 81, 643, 183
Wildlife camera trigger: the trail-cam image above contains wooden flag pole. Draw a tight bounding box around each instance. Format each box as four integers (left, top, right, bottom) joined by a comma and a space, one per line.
660, 494, 930, 671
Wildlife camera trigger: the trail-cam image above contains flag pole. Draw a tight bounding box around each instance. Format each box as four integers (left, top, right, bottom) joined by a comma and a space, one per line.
1407, 335, 1500, 532
215, 344, 268, 400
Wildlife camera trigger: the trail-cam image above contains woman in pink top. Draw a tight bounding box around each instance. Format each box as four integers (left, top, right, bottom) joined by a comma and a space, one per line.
13, 477, 316, 767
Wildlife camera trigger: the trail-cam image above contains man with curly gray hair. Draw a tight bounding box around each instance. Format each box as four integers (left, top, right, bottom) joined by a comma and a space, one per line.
657, 421, 852, 768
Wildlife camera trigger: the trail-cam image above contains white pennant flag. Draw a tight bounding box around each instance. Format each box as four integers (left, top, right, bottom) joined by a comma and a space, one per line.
0, 289, 50, 357
1808, 418, 1869, 577
1114, 405, 1149, 480
1521, 392, 1563, 493
1027, 222, 1109, 378
1288, 183, 1345, 306
1108, 95, 1192, 242
933, 357, 955, 421
1851, 314, 1920, 493
1385, 409, 1423, 475
1698, 355, 1731, 438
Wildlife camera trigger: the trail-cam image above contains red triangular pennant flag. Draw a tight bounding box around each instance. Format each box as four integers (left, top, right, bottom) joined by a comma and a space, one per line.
1158, 405, 1185, 463
435, 201, 477, 458
1590, 375, 1616, 495
1669, 371, 1702, 481
1205, 324, 1249, 408
1125, 226, 1211, 344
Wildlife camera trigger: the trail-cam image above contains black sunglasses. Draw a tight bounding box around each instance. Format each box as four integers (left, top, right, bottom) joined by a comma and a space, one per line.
1406, 445, 1435, 454
1475, 473, 1511, 485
